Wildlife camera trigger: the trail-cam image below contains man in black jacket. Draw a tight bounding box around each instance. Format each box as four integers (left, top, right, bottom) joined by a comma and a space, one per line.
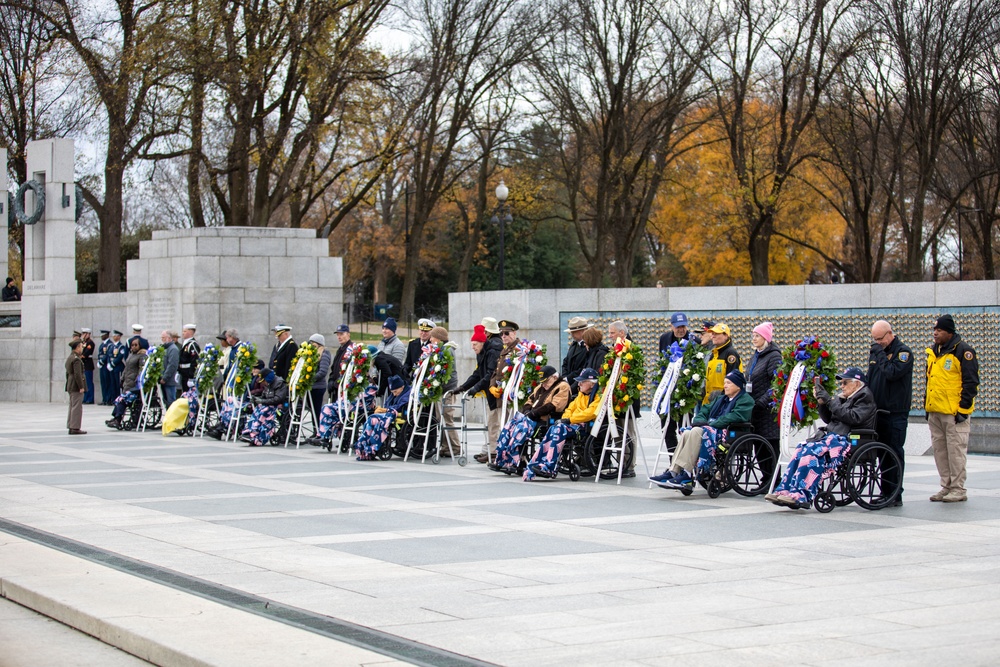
459, 318, 502, 463
269, 324, 298, 380
560, 317, 590, 386
2, 277, 20, 301
178, 324, 201, 390
328, 324, 353, 400
868, 319, 914, 504
404, 318, 435, 377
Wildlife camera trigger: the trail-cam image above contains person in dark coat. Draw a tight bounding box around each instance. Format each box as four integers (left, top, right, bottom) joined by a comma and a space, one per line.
328, 324, 353, 400
2, 277, 21, 301
462, 317, 504, 463
580, 327, 610, 385
178, 324, 201, 390
404, 318, 435, 377
269, 324, 298, 380
658, 312, 700, 451
658, 312, 698, 355
457, 318, 502, 463
746, 322, 782, 444
98, 330, 114, 405
868, 319, 913, 504
160, 330, 180, 405
80, 328, 96, 404
242, 362, 289, 446
307, 334, 332, 422
560, 317, 590, 388
766, 367, 877, 509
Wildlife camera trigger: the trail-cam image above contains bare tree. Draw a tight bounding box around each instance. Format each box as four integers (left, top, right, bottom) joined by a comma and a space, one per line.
194, 0, 392, 229
932, 38, 1000, 279
872, 0, 1000, 281
703, 0, 862, 285
528, 0, 716, 287
805, 36, 904, 283
396, 0, 546, 320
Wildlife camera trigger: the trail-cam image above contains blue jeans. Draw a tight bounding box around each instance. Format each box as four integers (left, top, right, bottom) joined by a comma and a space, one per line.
161, 384, 176, 406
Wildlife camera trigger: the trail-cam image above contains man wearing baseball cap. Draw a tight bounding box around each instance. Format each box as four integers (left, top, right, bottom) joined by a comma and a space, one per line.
657, 312, 700, 451
766, 366, 877, 509
658, 312, 697, 356
703, 323, 742, 404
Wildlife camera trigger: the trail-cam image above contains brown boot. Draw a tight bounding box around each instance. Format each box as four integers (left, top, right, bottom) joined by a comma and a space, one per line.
929, 489, 948, 502
68, 428, 88, 435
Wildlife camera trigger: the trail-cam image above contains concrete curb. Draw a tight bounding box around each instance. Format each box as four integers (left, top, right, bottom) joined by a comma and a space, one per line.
0, 534, 402, 667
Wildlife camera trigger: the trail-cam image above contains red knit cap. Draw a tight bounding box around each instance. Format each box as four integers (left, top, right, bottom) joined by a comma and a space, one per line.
471, 324, 488, 343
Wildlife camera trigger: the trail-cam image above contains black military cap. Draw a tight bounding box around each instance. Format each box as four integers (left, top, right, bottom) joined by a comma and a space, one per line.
499, 320, 519, 332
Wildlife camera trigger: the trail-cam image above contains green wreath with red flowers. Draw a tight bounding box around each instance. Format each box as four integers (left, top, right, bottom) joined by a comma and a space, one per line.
499, 340, 548, 402
769, 336, 838, 428
598, 338, 646, 416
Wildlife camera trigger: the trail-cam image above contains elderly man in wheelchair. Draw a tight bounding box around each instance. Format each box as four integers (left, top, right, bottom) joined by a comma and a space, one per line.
239, 362, 289, 446
650, 371, 754, 494
517, 368, 601, 481
353, 375, 411, 460
489, 365, 571, 474
765, 367, 878, 510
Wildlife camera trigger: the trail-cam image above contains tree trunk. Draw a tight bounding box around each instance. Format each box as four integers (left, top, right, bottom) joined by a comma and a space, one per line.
187, 74, 206, 228
227, 116, 251, 226
97, 131, 125, 292
748, 219, 771, 285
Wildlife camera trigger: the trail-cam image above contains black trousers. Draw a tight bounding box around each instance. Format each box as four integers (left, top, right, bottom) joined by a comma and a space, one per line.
876, 411, 909, 497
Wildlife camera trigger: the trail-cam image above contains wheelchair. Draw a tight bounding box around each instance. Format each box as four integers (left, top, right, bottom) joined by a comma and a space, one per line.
118, 392, 163, 431
583, 420, 635, 481
719, 424, 778, 498
809, 429, 902, 513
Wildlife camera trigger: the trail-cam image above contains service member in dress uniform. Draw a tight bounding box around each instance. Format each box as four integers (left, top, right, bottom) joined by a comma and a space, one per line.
97, 330, 114, 405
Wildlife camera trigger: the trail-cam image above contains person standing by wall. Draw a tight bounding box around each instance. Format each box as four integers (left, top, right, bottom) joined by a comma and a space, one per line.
925, 314, 979, 503
160, 330, 180, 405
66, 340, 87, 435
97, 330, 113, 405
868, 319, 914, 505
80, 328, 96, 404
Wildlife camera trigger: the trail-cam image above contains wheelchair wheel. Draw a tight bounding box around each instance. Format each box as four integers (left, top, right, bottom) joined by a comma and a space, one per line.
707, 478, 722, 499
584, 432, 635, 480
726, 434, 777, 497
568, 463, 581, 482
847, 441, 903, 510
814, 491, 836, 513
376, 440, 393, 460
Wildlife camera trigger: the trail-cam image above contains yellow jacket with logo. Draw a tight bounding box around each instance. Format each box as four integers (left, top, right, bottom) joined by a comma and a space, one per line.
925, 333, 979, 415
703, 339, 744, 404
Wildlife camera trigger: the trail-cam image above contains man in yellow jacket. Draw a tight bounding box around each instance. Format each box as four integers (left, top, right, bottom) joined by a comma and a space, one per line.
703, 323, 743, 404
925, 314, 979, 503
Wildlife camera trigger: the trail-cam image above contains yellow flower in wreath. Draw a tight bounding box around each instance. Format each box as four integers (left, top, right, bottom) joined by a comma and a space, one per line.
307, 366, 313, 372
625, 353, 633, 360
637, 383, 644, 390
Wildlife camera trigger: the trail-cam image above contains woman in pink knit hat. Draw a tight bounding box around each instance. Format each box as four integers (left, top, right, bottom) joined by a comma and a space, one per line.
747, 322, 782, 444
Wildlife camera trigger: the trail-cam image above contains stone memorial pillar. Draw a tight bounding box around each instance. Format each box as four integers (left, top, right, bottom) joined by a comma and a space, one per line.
20, 139, 77, 401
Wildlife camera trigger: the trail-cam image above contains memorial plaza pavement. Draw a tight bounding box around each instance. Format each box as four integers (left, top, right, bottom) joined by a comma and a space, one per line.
1, 402, 1000, 666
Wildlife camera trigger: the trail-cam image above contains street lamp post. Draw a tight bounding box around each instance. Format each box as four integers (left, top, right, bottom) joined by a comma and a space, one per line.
490, 179, 512, 290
